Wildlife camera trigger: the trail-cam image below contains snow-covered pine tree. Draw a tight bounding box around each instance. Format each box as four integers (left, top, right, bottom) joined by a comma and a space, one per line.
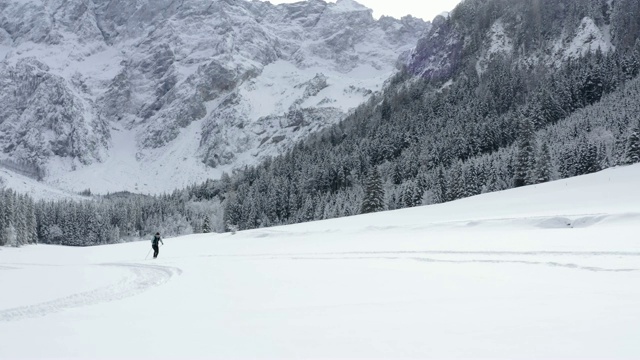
223, 193, 242, 231
26, 198, 38, 244
1, 190, 15, 246
299, 196, 316, 222
401, 181, 422, 208
576, 138, 600, 175
514, 117, 536, 187
4, 224, 17, 247
433, 166, 448, 203
360, 168, 385, 214
626, 121, 640, 164
14, 196, 27, 246
582, 60, 605, 105
202, 215, 211, 233
465, 163, 482, 196
535, 142, 553, 184
0, 190, 6, 246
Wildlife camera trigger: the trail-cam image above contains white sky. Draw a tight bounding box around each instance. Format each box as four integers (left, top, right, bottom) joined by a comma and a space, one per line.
267, 0, 463, 21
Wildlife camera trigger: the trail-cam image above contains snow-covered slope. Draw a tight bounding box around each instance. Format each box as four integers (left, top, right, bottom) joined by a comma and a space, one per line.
1, 164, 639, 358
0, 0, 428, 195
0, 165, 88, 201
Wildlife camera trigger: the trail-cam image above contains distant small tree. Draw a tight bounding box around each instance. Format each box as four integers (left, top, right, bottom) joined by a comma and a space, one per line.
202, 215, 211, 233
79, 189, 92, 196
360, 168, 385, 214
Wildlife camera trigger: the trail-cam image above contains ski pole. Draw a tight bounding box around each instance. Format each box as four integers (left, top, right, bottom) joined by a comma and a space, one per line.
145, 248, 152, 260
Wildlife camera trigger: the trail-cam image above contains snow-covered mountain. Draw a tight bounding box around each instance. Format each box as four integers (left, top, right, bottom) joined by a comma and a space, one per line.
0, 0, 428, 194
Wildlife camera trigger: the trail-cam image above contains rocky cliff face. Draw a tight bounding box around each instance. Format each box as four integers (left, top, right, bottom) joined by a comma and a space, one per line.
406, 0, 625, 81
0, 0, 428, 193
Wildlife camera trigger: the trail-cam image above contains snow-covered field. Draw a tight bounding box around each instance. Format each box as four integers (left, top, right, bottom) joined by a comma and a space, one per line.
1, 165, 640, 359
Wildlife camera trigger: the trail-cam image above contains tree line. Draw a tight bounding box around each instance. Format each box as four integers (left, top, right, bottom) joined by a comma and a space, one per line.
0, 189, 224, 247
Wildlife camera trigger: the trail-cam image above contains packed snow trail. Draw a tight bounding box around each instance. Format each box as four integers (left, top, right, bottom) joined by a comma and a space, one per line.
225, 251, 640, 272
0, 262, 181, 322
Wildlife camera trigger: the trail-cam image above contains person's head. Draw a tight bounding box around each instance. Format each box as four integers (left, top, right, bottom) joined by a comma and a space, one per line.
155, 232, 160, 236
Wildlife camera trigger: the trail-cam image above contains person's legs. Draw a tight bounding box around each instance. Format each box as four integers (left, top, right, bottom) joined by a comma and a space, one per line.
153, 244, 159, 258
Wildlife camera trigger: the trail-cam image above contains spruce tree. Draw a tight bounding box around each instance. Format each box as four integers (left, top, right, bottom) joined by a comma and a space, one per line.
450, 162, 466, 200
535, 143, 552, 184
434, 166, 448, 203
465, 164, 481, 196
402, 181, 421, 208
360, 168, 385, 214
4, 224, 17, 247
514, 117, 535, 187
202, 215, 211, 233
576, 139, 599, 175
626, 121, 640, 164
0, 191, 6, 246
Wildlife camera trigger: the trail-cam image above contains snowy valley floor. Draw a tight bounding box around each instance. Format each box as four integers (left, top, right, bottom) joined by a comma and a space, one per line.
1, 165, 640, 359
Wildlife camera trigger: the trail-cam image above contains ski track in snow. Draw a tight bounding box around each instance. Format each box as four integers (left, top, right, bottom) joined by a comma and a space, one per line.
285, 256, 639, 273
0, 263, 182, 322
200, 250, 640, 258
198, 251, 640, 273
240, 212, 640, 240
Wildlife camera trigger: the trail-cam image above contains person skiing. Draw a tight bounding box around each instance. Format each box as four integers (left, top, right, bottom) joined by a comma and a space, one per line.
151, 232, 164, 259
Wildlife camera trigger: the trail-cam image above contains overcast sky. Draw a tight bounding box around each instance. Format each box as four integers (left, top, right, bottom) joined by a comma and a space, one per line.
267, 0, 464, 21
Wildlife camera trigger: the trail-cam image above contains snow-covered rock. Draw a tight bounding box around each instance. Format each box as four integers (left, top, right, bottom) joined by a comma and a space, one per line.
407, 0, 616, 79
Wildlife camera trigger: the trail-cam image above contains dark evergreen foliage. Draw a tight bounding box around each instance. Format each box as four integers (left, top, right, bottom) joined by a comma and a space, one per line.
0, 189, 36, 247
626, 121, 640, 164
514, 117, 536, 187
202, 215, 211, 233
535, 143, 552, 184
361, 168, 385, 214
